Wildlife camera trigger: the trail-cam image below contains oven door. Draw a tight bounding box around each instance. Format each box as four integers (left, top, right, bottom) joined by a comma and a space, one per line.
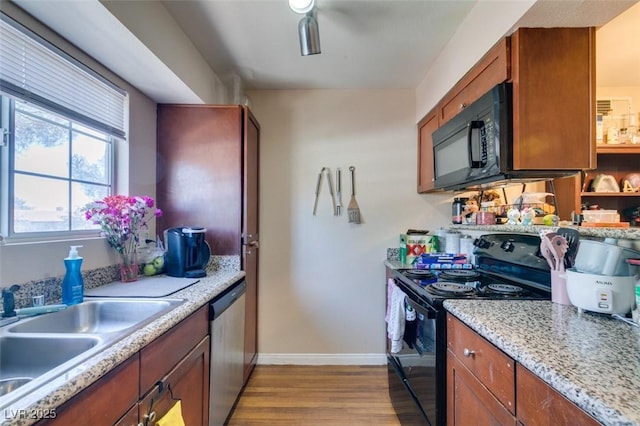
387, 284, 438, 426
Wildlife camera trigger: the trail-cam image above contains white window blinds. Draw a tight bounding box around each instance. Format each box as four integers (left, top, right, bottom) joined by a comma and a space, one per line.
0, 13, 127, 138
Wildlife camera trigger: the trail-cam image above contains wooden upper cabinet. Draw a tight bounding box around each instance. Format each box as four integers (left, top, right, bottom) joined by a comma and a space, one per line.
417, 109, 438, 193
510, 27, 596, 171
416, 27, 596, 193
439, 38, 510, 126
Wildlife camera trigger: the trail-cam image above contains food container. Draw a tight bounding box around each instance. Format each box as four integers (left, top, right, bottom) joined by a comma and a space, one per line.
476, 211, 496, 225
574, 239, 640, 276
581, 210, 620, 223
565, 268, 637, 315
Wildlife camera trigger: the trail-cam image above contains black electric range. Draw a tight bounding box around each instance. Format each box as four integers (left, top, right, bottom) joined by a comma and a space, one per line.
387, 233, 551, 426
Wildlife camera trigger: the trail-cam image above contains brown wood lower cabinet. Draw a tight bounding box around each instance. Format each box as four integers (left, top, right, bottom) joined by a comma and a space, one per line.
516, 364, 599, 426
446, 314, 599, 426
41, 306, 209, 426
447, 350, 517, 425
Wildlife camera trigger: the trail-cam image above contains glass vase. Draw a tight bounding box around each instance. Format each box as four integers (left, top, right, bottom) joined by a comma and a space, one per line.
120, 251, 139, 282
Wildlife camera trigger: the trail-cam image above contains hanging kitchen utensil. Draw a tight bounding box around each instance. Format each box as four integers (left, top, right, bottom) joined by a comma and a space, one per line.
325, 167, 337, 215
557, 227, 580, 269
347, 166, 362, 224
540, 238, 556, 270
313, 167, 324, 216
549, 235, 568, 272
335, 168, 342, 215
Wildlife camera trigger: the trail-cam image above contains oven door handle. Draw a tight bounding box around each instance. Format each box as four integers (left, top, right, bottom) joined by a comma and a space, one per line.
404, 297, 436, 320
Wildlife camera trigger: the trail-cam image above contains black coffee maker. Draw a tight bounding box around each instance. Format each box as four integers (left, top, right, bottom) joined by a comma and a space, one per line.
164, 227, 210, 278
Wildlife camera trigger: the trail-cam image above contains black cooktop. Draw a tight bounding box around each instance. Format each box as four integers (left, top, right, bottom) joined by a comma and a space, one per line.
393, 233, 552, 308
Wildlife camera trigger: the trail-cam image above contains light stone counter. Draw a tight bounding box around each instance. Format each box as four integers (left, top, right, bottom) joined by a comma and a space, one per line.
1, 260, 244, 426
444, 299, 640, 426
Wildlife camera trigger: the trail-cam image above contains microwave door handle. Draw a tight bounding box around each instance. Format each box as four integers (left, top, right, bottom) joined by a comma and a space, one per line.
467, 120, 484, 168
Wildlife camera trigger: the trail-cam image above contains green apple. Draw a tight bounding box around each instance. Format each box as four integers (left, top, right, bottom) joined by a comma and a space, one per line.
152, 255, 164, 269
143, 263, 157, 276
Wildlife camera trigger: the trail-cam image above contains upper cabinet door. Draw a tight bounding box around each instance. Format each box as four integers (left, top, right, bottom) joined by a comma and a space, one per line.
439, 38, 510, 127
417, 110, 438, 193
510, 27, 597, 171
243, 107, 260, 244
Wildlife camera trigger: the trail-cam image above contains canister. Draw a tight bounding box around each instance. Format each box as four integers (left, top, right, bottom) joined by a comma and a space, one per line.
445, 231, 461, 254
459, 235, 475, 263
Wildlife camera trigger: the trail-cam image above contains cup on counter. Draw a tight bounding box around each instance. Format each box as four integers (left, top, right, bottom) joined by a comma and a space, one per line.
551, 270, 571, 305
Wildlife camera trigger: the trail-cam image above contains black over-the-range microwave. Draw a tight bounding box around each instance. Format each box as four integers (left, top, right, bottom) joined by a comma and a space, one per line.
431, 82, 574, 191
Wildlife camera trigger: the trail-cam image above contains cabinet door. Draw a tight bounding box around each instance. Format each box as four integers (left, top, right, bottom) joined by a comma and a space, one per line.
447, 350, 517, 426
417, 109, 438, 193
157, 105, 243, 255
243, 243, 258, 383
447, 315, 515, 413
516, 364, 599, 426
42, 355, 139, 426
140, 337, 210, 426
439, 38, 509, 125
511, 27, 596, 171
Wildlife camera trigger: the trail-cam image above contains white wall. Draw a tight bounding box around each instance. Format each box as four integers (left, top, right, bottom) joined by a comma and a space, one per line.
248, 89, 451, 362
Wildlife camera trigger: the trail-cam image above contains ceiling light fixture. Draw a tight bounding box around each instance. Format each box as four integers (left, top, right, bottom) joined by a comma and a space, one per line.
289, 0, 314, 14
289, 0, 321, 56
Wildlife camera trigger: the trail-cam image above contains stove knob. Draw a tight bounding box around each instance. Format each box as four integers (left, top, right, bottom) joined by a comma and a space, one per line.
474, 238, 491, 249
500, 240, 515, 252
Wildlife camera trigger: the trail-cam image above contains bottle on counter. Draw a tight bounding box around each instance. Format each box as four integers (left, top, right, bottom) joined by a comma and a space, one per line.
452, 198, 465, 224
62, 245, 84, 306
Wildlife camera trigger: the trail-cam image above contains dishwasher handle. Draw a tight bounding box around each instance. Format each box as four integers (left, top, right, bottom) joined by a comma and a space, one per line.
210, 280, 246, 320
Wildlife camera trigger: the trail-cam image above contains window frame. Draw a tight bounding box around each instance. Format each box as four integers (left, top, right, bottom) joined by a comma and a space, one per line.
0, 12, 127, 243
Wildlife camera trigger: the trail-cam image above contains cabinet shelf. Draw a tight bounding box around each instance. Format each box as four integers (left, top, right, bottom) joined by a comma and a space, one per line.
581, 192, 640, 197
596, 145, 640, 154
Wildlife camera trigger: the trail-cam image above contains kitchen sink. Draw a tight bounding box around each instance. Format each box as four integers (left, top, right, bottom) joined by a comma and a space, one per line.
8, 298, 184, 334
0, 335, 100, 396
0, 297, 185, 406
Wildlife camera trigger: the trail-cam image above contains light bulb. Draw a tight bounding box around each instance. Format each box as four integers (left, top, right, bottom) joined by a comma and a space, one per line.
289, 0, 315, 14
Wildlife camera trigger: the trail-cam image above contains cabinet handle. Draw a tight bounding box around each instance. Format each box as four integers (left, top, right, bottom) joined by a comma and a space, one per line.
143, 410, 156, 424
460, 103, 467, 110
463, 348, 475, 357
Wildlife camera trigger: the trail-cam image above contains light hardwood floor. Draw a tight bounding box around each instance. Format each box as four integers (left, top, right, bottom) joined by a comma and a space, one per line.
226, 365, 402, 425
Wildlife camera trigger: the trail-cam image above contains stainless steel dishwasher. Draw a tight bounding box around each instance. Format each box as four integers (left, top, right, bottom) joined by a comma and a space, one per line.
209, 279, 246, 426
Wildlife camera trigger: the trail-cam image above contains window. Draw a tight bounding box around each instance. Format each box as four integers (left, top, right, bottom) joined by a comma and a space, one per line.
0, 12, 127, 239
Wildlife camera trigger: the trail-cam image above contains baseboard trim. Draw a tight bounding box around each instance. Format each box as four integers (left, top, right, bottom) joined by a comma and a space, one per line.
257, 353, 387, 366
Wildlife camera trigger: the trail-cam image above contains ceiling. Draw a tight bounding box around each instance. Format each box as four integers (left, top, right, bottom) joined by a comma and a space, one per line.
162, 0, 640, 90
9, 0, 640, 102
161, 0, 477, 90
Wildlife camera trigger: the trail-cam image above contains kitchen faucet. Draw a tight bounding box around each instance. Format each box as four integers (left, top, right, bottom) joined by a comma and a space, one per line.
1, 284, 20, 318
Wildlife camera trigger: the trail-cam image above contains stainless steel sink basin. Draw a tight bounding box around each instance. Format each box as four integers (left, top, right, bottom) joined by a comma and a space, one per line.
0, 297, 185, 406
8, 298, 183, 334
0, 335, 100, 396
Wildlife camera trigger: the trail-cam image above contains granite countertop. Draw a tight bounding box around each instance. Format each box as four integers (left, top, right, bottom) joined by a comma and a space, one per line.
1, 265, 245, 426
444, 299, 640, 426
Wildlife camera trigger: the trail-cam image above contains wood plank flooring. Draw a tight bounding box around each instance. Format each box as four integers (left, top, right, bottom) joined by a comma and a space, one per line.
226, 365, 402, 425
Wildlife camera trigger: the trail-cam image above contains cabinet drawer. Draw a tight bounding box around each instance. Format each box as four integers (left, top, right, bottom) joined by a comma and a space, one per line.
447, 349, 517, 425
140, 305, 208, 395
439, 37, 509, 125
516, 364, 599, 426
447, 314, 515, 413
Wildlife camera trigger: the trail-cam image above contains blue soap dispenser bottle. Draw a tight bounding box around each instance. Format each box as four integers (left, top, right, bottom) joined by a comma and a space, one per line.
62, 245, 84, 306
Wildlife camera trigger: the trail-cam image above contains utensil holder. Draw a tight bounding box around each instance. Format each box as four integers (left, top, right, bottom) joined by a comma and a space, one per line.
551, 270, 571, 305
